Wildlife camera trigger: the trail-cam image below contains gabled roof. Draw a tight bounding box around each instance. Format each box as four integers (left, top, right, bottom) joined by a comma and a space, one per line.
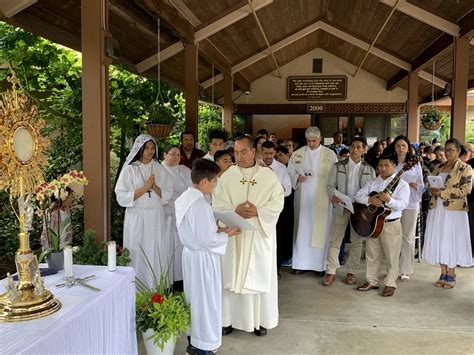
1, 0, 473, 102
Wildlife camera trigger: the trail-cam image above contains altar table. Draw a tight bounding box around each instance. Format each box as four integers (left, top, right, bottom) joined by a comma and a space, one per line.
0, 265, 138, 354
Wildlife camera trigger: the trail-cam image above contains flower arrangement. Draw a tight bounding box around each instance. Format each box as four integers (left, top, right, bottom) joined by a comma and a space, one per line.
421, 106, 447, 131
135, 246, 190, 351
35, 170, 88, 260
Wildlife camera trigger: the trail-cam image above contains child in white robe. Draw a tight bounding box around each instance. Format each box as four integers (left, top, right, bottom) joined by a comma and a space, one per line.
175, 159, 240, 355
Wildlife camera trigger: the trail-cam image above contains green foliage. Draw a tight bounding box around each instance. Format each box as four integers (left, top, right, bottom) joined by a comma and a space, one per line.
0, 192, 19, 261
135, 246, 190, 351
73, 230, 131, 266
198, 104, 226, 150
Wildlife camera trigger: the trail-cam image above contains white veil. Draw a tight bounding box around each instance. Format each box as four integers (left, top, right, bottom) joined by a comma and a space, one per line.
123, 134, 159, 167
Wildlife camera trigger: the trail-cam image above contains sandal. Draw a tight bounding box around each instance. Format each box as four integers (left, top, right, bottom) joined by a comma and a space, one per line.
434, 274, 446, 288
443, 275, 456, 289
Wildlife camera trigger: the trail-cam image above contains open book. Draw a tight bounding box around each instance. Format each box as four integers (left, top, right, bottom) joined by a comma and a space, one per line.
214, 211, 256, 231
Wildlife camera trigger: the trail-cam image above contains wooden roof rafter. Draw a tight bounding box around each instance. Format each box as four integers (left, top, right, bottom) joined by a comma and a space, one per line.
386, 10, 474, 90
135, 0, 273, 73
379, 0, 459, 36
200, 19, 447, 89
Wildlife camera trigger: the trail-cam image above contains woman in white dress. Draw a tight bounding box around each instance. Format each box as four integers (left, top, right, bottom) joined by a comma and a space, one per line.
391, 136, 424, 281
115, 134, 173, 288
423, 138, 473, 289
162, 145, 193, 286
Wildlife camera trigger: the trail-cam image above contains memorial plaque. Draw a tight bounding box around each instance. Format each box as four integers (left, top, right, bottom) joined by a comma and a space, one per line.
287, 75, 347, 101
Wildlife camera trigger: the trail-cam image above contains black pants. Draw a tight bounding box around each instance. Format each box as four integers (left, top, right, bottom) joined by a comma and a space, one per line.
277, 192, 295, 268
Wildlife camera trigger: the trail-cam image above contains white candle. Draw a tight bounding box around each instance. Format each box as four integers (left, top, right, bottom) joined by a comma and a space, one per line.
107, 241, 116, 272
64, 245, 73, 278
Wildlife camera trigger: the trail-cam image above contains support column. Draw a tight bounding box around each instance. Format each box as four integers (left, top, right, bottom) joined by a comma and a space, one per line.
223, 72, 233, 134
407, 71, 420, 143
450, 37, 469, 140
185, 43, 198, 138
81, 0, 110, 243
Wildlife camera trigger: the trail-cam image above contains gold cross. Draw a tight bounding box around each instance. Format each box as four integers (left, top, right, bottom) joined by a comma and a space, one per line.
249, 179, 257, 186
240, 178, 248, 185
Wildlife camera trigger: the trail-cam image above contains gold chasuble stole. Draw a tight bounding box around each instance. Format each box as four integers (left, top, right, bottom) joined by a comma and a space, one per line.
293, 146, 334, 248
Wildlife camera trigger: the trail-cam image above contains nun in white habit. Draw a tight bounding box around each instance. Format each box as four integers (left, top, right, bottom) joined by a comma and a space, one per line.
162, 144, 193, 283
115, 134, 173, 288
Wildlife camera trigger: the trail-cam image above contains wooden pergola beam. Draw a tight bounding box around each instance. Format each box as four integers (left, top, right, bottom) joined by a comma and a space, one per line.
379, 0, 459, 36
135, 0, 273, 74
0, 0, 37, 18
133, 0, 194, 44
386, 10, 474, 90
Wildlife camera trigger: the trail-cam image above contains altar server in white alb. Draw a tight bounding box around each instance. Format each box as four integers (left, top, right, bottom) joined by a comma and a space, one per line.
115, 134, 173, 288
175, 159, 240, 355
162, 144, 193, 286
213, 135, 284, 337
288, 127, 337, 274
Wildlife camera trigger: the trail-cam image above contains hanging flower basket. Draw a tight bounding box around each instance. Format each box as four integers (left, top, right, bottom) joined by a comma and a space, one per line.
146, 123, 174, 138
421, 107, 446, 131
146, 101, 175, 138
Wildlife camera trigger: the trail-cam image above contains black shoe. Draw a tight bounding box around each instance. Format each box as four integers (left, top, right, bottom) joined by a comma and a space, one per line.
254, 326, 267, 336
186, 344, 198, 355
291, 269, 306, 275
278, 272, 282, 280
222, 325, 233, 336
339, 258, 346, 266
314, 271, 326, 277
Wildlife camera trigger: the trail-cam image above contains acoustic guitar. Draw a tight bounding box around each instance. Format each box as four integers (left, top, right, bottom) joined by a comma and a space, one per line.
350, 156, 419, 238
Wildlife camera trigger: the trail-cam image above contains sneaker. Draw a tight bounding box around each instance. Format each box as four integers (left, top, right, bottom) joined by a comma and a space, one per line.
400, 274, 410, 282
281, 258, 292, 267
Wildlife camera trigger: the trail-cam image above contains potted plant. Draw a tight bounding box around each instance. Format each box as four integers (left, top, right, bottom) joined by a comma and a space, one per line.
146, 98, 175, 139
421, 106, 447, 131
35, 170, 88, 271
135, 247, 190, 355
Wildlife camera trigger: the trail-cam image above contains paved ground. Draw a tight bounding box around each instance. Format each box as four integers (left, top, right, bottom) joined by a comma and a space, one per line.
169, 259, 474, 355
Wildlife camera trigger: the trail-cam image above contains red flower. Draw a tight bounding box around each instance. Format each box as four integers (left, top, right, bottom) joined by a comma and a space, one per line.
117, 245, 123, 255
151, 293, 165, 304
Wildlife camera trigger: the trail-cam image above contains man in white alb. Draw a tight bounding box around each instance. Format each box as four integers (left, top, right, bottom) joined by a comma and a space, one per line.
213, 135, 284, 337
288, 127, 337, 275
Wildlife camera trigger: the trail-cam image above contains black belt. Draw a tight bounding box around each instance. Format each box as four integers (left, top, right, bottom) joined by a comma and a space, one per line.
385, 218, 400, 223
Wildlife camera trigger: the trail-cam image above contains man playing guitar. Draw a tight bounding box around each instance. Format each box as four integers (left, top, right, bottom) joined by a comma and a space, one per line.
354, 153, 410, 297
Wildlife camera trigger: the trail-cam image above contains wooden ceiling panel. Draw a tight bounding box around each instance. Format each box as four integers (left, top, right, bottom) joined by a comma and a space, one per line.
322, 0, 391, 43
207, 15, 267, 64
24, 0, 81, 35
407, 0, 474, 22
239, 30, 321, 82
256, 0, 321, 44
181, 0, 243, 25
376, 11, 443, 62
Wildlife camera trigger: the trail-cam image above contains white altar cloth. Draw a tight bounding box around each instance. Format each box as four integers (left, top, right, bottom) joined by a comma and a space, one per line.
0, 265, 137, 355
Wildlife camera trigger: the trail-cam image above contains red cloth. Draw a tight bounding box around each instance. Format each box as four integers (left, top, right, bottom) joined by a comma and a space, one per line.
179, 146, 205, 169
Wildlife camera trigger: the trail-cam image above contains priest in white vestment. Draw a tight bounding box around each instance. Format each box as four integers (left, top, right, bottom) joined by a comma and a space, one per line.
213, 136, 284, 336
115, 134, 173, 288
162, 145, 193, 284
288, 127, 337, 273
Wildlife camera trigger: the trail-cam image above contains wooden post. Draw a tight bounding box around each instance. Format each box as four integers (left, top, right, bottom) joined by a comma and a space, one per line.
450, 37, 469, 140
407, 71, 420, 143
81, 0, 111, 243
185, 43, 198, 138
223, 72, 233, 134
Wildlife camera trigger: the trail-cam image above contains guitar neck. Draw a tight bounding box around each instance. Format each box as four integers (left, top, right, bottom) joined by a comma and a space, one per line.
382, 169, 404, 195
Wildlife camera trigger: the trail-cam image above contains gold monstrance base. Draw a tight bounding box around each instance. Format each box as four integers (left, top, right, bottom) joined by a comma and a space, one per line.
0, 232, 61, 322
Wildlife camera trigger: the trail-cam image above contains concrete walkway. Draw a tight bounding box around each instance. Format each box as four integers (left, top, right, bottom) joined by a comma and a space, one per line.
173, 260, 474, 354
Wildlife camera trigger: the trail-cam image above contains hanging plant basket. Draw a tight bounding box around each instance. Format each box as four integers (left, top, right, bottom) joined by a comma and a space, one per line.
421, 107, 446, 131
146, 123, 174, 138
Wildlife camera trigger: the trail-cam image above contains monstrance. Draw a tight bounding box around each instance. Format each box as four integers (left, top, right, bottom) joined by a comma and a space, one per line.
0, 76, 61, 322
